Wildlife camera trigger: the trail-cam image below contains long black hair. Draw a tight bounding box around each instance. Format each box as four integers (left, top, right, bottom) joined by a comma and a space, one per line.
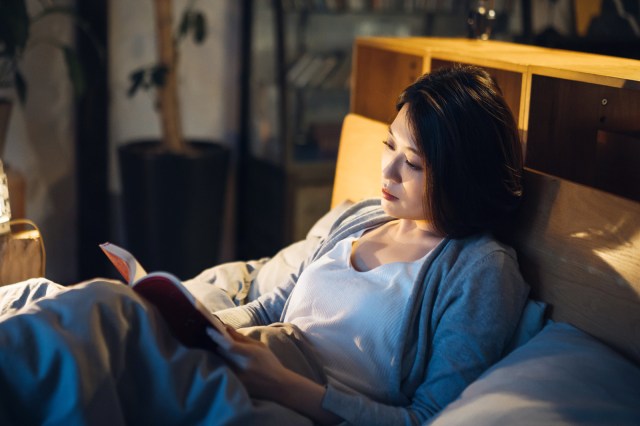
396, 65, 523, 238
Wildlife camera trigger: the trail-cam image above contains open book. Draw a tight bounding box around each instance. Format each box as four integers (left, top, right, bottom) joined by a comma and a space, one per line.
100, 242, 231, 350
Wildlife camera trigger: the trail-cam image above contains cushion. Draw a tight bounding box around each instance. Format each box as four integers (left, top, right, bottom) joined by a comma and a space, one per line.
427, 322, 640, 426
504, 298, 546, 355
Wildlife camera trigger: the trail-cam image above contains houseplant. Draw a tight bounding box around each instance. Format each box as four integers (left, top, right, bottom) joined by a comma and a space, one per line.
119, 0, 230, 279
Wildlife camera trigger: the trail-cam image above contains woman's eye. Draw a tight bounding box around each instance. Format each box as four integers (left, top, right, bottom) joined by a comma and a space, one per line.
405, 159, 421, 170
382, 140, 394, 150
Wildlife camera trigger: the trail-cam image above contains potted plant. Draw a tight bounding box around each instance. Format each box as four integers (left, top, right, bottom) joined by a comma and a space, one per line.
119, 0, 230, 279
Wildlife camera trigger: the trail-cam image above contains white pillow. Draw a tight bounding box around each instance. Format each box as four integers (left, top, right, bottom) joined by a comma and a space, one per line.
427, 322, 640, 426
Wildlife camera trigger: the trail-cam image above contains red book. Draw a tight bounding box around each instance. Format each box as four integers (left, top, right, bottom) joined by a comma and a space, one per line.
100, 242, 231, 350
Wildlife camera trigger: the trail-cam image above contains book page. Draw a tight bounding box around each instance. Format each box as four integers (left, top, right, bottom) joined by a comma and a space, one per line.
100, 242, 147, 284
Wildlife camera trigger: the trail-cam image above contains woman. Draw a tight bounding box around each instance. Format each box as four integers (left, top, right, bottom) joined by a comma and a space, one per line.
209, 65, 529, 425
0, 65, 527, 425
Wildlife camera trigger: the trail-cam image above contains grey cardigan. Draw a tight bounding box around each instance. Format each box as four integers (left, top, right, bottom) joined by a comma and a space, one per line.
216, 199, 529, 425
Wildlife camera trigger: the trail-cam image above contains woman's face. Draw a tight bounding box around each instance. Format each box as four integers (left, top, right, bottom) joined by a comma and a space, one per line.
380, 104, 427, 221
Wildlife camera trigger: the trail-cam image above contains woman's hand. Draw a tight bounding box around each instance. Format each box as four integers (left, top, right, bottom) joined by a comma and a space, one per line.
207, 325, 290, 399
207, 326, 341, 425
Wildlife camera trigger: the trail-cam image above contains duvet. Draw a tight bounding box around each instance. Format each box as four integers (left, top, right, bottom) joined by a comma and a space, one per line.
0, 278, 311, 425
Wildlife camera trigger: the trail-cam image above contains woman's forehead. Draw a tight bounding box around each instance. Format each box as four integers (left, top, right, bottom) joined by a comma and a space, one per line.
390, 106, 420, 152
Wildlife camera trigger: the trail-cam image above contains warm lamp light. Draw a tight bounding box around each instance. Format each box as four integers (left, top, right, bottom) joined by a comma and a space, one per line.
0, 159, 11, 235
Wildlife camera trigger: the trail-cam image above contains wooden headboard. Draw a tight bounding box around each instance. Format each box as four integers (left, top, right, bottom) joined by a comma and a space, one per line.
332, 113, 640, 365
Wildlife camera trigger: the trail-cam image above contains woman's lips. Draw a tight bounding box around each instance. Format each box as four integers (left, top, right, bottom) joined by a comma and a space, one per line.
382, 188, 398, 201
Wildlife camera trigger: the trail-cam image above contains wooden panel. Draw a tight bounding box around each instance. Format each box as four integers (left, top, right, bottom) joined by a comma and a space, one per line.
499, 170, 640, 364
430, 59, 523, 129
596, 130, 640, 201
360, 37, 640, 87
527, 75, 640, 201
331, 114, 386, 208
528, 54, 640, 89
352, 44, 423, 123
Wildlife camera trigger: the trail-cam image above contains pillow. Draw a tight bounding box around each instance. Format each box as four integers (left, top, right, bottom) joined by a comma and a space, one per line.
503, 298, 547, 355
427, 322, 640, 426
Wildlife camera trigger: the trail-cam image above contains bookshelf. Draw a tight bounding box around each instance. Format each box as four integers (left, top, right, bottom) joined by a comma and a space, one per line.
238, 2, 431, 259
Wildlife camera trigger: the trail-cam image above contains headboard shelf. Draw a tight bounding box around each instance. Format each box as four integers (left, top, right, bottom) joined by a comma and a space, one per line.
352, 38, 640, 177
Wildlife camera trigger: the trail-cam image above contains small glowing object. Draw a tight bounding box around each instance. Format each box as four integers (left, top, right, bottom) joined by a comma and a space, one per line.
0, 159, 11, 235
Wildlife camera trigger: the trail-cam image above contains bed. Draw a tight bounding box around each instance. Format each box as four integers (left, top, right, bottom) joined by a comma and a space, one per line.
0, 115, 639, 424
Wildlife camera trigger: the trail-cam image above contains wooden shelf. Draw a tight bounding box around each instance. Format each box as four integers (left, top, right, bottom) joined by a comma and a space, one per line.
352, 37, 640, 202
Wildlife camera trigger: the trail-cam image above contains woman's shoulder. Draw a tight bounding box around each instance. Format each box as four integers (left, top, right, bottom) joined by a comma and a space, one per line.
448, 232, 517, 259
328, 198, 388, 233
434, 232, 521, 279
431, 233, 528, 297
311, 199, 390, 261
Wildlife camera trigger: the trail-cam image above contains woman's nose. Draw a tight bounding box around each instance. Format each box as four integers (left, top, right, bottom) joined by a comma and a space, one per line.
382, 155, 401, 183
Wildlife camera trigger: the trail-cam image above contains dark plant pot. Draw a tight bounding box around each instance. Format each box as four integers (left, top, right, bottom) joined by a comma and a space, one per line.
118, 140, 230, 280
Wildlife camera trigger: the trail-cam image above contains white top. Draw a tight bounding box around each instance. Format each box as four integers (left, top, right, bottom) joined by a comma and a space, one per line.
283, 228, 434, 403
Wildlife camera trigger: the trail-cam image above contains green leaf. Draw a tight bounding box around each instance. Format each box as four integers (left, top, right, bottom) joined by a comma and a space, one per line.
62, 46, 86, 99
127, 69, 146, 97
177, 11, 190, 41
14, 69, 26, 104
192, 11, 207, 44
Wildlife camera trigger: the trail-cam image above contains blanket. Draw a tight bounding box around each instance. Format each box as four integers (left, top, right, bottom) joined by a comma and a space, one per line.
0, 278, 312, 425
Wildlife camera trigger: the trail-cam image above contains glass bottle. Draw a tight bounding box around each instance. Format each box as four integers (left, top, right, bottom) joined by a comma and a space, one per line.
467, 0, 497, 40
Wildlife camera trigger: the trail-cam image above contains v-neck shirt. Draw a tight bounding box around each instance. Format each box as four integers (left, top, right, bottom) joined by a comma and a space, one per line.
283, 227, 440, 403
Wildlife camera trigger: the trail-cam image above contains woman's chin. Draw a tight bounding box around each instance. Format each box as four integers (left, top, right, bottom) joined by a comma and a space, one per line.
381, 200, 398, 217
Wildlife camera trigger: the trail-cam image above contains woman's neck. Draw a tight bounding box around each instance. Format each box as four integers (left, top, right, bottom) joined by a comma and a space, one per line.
392, 218, 442, 242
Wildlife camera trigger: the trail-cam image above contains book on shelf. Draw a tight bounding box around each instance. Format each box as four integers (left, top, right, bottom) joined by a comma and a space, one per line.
292, 55, 327, 88
308, 55, 339, 87
100, 242, 232, 350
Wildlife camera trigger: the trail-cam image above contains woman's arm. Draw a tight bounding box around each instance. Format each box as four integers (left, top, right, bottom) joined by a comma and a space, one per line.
214, 264, 305, 328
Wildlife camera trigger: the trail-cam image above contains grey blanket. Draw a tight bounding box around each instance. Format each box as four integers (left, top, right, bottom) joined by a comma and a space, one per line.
0, 279, 312, 425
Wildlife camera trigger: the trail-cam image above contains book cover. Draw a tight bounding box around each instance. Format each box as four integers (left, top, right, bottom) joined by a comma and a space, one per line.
100, 242, 231, 350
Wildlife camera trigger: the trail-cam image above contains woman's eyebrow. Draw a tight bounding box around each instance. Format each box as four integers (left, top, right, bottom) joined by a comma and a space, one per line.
390, 126, 419, 154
